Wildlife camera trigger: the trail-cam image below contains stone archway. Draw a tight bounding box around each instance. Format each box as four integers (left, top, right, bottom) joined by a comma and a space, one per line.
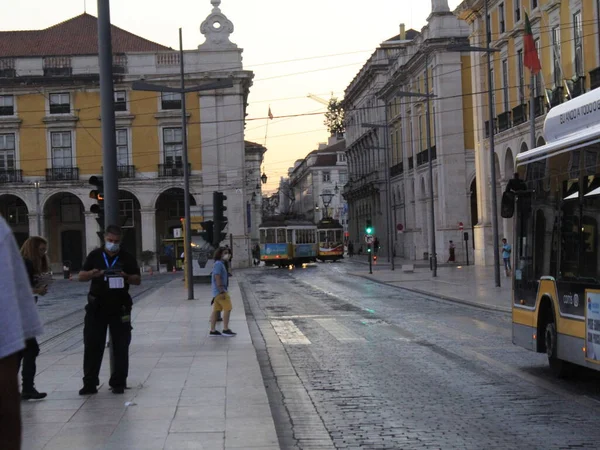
504, 148, 515, 181
537, 136, 546, 147
520, 142, 528, 153
0, 194, 29, 248
43, 192, 85, 271
155, 187, 197, 271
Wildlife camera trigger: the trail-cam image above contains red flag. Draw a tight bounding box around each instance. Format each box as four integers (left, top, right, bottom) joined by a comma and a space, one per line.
268, 106, 273, 120
524, 13, 541, 75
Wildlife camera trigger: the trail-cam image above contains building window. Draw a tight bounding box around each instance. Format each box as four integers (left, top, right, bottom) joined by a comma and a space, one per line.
490, 68, 496, 117
7, 203, 27, 225
0, 134, 15, 171
534, 39, 542, 96
168, 199, 185, 218
502, 59, 509, 112
114, 91, 127, 112
161, 92, 181, 110
338, 153, 346, 162
486, 14, 491, 43
573, 11, 583, 77
514, 0, 521, 22
517, 49, 525, 104
340, 172, 348, 184
60, 196, 82, 223
163, 128, 183, 167
49, 93, 70, 114
0, 96, 14, 116
532, 0, 537, 9
322, 171, 331, 182
551, 26, 562, 87
50, 132, 72, 168
499, 3, 505, 33
116, 129, 129, 165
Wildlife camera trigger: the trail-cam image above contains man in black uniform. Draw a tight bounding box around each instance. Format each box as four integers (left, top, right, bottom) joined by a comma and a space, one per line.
78, 225, 141, 395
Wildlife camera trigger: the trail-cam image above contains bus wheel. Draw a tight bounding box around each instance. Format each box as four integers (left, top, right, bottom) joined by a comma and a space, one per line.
545, 321, 573, 378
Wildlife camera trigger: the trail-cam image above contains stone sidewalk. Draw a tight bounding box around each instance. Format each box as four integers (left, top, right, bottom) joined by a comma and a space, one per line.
21, 278, 279, 450
349, 260, 512, 313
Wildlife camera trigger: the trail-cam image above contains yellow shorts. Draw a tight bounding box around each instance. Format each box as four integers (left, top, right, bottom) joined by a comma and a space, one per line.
212, 292, 232, 312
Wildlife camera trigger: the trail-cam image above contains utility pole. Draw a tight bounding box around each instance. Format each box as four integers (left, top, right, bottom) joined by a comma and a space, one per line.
424, 52, 437, 277
97, 0, 118, 228
97, 0, 118, 377
179, 28, 193, 301
34, 182, 41, 235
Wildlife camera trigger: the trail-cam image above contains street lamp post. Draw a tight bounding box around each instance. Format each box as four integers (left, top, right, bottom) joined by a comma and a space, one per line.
447, 10, 502, 287
34, 181, 41, 235
320, 192, 334, 219
132, 30, 233, 300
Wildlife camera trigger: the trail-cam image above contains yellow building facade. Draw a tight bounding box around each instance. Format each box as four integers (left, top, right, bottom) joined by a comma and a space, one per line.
0, 7, 256, 271
455, 0, 600, 265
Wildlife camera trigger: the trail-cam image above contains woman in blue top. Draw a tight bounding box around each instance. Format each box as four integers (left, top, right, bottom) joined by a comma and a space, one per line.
210, 247, 236, 337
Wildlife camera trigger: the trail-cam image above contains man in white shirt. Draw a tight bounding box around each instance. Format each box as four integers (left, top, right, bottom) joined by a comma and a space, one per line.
0, 216, 44, 449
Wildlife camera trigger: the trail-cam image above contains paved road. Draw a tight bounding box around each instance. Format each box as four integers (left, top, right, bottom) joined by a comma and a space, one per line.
239, 261, 600, 450
37, 272, 177, 351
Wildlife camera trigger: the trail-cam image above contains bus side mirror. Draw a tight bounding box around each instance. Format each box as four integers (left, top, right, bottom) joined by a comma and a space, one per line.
501, 191, 515, 218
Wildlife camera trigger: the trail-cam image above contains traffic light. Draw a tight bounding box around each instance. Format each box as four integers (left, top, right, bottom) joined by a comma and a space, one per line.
365, 219, 373, 234
213, 191, 228, 248
89, 176, 104, 241
199, 220, 214, 247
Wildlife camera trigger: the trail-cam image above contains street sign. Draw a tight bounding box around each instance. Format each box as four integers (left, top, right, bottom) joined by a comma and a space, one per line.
365, 234, 374, 244
458, 221, 464, 231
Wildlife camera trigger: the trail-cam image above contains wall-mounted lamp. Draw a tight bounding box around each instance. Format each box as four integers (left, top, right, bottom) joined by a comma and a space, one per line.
261, 173, 268, 184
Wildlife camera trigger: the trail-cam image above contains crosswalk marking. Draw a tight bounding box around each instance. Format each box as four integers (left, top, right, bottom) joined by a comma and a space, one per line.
315, 318, 366, 342
271, 320, 311, 345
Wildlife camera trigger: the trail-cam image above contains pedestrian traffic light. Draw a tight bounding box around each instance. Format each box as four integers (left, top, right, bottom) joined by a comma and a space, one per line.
365, 219, 373, 234
213, 191, 228, 248
89, 176, 105, 241
199, 220, 214, 247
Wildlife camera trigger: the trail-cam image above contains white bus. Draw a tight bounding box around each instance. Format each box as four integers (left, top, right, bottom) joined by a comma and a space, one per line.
511, 87, 600, 376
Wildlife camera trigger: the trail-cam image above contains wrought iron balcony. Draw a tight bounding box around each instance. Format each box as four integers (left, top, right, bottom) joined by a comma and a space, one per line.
158, 163, 190, 178
408, 157, 414, 170
549, 86, 564, 108
530, 96, 545, 118
0, 169, 22, 183
390, 162, 404, 178
497, 111, 512, 132
590, 67, 600, 91
45, 167, 79, 181
512, 104, 527, 126
416, 146, 436, 166
117, 165, 136, 179
484, 119, 497, 138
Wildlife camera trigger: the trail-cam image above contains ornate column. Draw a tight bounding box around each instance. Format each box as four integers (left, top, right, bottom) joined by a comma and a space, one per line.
140, 209, 157, 260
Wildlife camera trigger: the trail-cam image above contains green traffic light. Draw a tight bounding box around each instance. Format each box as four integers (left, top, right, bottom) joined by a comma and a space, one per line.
366, 227, 373, 234
367, 248, 372, 253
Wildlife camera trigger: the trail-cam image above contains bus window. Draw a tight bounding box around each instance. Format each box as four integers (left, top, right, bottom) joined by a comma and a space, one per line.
266, 229, 276, 243
514, 192, 536, 305
277, 228, 286, 243
260, 229, 266, 244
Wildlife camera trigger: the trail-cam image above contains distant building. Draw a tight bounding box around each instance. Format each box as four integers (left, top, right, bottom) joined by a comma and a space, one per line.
0, 0, 255, 270
288, 136, 348, 231
245, 141, 267, 244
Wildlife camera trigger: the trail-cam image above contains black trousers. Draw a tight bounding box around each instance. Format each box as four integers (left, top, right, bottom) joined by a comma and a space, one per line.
18, 338, 40, 391
82, 304, 132, 389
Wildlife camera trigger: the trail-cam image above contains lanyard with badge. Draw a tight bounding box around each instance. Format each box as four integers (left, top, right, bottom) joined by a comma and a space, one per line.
103, 253, 125, 289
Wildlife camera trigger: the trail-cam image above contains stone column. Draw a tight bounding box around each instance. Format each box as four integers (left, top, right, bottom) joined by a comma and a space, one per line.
140, 209, 157, 263
84, 212, 100, 255
28, 213, 44, 237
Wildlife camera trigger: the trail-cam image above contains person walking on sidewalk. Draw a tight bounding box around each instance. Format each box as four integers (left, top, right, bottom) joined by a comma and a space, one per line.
209, 247, 236, 337
348, 241, 354, 257
19, 236, 51, 400
447, 241, 456, 263
502, 238, 512, 277
0, 216, 44, 450
78, 225, 141, 395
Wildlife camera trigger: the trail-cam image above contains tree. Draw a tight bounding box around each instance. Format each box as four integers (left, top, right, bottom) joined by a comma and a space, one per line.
324, 98, 345, 135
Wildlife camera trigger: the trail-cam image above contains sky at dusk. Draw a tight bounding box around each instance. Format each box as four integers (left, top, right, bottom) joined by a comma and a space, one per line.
2, 0, 462, 193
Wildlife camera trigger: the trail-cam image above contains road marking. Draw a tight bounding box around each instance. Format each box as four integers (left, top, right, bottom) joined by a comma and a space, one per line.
271, 320, 311, 345
315, 318, 366, 342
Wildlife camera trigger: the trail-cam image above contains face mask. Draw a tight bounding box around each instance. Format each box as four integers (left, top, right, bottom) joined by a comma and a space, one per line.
223, 254, 231, 261
105, 242, 120, 253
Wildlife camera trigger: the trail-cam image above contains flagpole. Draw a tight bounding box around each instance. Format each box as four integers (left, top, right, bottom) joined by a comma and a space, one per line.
529, 73, 536, 149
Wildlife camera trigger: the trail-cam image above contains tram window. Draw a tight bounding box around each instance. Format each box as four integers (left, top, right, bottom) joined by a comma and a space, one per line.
287, 230, 293, 243
335, 230, 342, 242
266, 229, 276, 243
277, 228, 286, 243
260, 229, 266, 244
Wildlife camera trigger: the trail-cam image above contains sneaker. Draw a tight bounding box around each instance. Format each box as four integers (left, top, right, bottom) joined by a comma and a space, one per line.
111, 386, 125, 394
209, 330, 222, 337
222, 329, 237, 337
21, 388, 47, 400
79, 385, 98, 396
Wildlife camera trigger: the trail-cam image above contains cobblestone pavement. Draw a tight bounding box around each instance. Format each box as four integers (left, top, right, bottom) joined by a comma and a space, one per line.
239, 261, 600, 450
37, 272, 177, 351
